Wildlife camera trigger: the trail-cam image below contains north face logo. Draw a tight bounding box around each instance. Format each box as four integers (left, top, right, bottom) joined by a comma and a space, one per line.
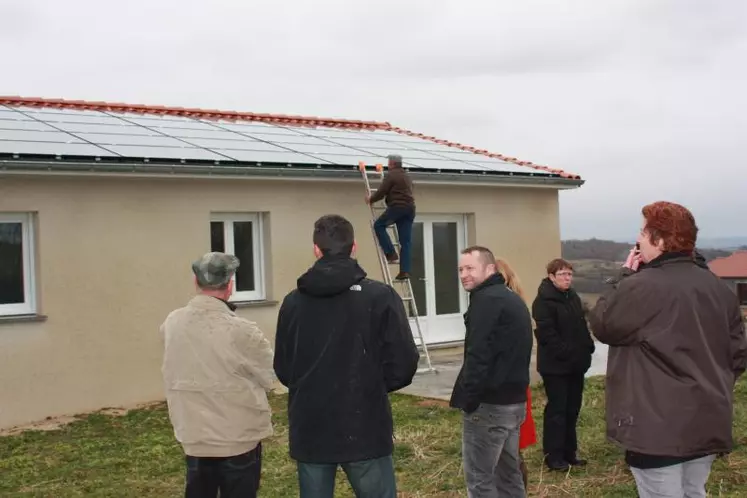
350, 284, 362, 291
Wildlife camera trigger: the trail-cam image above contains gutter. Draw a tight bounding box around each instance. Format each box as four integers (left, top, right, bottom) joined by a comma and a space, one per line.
0, 158, 584, 189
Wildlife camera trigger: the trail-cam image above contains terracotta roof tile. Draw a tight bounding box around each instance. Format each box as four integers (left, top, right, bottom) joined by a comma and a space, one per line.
0, 96, 581, 180
709, 251, 747, 279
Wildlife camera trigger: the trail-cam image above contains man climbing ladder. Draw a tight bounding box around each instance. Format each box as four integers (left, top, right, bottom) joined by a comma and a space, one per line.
360, 158, 436, 374
365, 154, 415, 281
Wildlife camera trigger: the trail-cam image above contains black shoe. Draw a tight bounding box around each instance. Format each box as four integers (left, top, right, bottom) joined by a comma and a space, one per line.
385, 253, 399, 264
565, 455, 587, 466
545, 456, 570, 472
395, 272, 410, 280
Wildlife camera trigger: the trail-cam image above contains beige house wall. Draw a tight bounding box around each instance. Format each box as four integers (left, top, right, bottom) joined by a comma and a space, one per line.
0, 173, 561, 429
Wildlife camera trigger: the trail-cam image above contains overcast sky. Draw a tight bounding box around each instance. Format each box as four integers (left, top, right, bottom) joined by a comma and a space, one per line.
2, 0, 745, 241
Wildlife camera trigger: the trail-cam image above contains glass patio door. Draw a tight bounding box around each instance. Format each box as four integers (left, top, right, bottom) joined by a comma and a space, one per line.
408, 215, 467, 345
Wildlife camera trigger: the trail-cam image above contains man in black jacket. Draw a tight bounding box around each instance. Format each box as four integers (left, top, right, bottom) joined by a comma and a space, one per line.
450, 246, 533, 498
532, 258, 595, 471
273, 214, 420, 498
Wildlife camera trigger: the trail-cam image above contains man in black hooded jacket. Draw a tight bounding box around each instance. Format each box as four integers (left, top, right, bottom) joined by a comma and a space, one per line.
273, 214, 420, 498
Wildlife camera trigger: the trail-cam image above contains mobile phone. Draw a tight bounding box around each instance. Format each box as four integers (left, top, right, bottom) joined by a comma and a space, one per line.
635, 243, 640, 251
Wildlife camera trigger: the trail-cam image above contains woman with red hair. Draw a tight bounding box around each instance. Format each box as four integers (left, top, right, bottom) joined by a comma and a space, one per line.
495, 258, 537, 489
590, 201, 747, 498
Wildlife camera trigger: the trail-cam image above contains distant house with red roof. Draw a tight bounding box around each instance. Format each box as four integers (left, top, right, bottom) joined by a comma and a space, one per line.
708, 251, 747, 309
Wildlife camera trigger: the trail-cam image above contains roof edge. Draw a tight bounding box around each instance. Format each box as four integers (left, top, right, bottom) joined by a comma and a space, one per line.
0, 158, 584, 188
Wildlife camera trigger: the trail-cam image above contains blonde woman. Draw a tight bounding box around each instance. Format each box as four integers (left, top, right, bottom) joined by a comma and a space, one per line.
495, 258, 537, 489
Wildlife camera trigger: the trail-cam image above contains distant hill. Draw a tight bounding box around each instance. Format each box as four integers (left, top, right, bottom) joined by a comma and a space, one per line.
561, 238, 737, 295
562, 238, 630, 262
562, 238, 733, 262
696, 237, 747, 250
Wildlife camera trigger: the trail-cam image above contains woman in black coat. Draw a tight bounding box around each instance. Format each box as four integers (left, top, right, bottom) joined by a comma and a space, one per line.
531, 258, 595, 471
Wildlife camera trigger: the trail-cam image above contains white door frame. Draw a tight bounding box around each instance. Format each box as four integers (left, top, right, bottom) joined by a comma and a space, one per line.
411, 213, 468, 345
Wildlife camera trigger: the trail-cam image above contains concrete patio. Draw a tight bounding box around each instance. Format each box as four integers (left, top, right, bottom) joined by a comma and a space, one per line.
401, 342, 609, 401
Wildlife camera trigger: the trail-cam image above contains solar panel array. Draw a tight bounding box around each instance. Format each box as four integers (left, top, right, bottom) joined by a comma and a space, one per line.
0, 105, 552, 176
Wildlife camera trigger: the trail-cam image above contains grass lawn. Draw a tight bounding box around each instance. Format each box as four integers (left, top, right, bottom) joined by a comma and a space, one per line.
2, 376, 746, 497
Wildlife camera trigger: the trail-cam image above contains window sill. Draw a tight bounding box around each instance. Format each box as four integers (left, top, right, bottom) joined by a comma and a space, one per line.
232, 300, 279, 309
0, 314, 48, 325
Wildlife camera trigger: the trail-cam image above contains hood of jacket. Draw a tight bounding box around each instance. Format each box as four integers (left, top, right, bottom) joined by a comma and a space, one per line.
297, 255, 367, 297
537, 277, 573, 302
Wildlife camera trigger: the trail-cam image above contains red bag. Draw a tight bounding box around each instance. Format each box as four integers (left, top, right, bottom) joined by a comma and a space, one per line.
519, 386, 537, 450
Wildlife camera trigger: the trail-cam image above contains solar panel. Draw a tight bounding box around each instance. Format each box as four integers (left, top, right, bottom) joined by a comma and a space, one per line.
240, 132, 356, 147
154, 127, 246, 140
0, 129, 78, 143
312, 152, 426, 168
14, 107, 107, 116
405, 158, 491, 172
19, 110, 128, 126
468, 157, 545, 174
215, 122, 308, 136
0, 140, 118, 157
51, 121, 142, 135
368, 130, 434, 142
0, 109, 33, 121
299, 128, 379, 140
75, 132, 190, 148
187, 138, 302, 153
400, 143, 480, 154
0, 119, 59, 132
272, 143, 371, 156
424, 150, 493, 161
306, 137, 412, 151
104, 145, 226, 161
208, 148, 332, 164
123, 116, 227, 131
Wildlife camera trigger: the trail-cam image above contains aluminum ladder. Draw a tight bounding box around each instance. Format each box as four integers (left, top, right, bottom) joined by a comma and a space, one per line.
358, 161, 437, 375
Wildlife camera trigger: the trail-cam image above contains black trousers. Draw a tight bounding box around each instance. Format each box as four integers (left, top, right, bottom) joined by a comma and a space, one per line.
541, 373, 585, 460
185, 443, 262, 498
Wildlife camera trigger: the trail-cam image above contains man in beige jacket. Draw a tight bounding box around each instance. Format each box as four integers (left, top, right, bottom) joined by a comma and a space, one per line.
161, 252, 275, 498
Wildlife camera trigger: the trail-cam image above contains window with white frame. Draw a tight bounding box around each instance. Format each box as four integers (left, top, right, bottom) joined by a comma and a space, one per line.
209, 213, 265, 302
0, 213, 36, 316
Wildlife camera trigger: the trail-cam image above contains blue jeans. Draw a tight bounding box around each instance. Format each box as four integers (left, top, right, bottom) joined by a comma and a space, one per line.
297, 455, 397, 498
462, 403, 527, 498
185, 443, 262, 498
373, 205, 415, 274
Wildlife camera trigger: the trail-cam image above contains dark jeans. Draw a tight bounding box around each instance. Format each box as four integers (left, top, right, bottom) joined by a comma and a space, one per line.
462, 402, 527, 498
185, 443, 262, 498
541, 373, 585, 460
297, 455, 397, 498
373, 205, 415, 274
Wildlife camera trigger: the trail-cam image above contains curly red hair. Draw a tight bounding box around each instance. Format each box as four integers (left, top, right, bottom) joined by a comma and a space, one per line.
642, 201, 698, 253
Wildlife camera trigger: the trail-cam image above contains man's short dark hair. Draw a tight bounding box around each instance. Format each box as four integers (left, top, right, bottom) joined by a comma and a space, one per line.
461, 245, 496, 267
388, 154, 403, 168
313, 214, 355, 257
